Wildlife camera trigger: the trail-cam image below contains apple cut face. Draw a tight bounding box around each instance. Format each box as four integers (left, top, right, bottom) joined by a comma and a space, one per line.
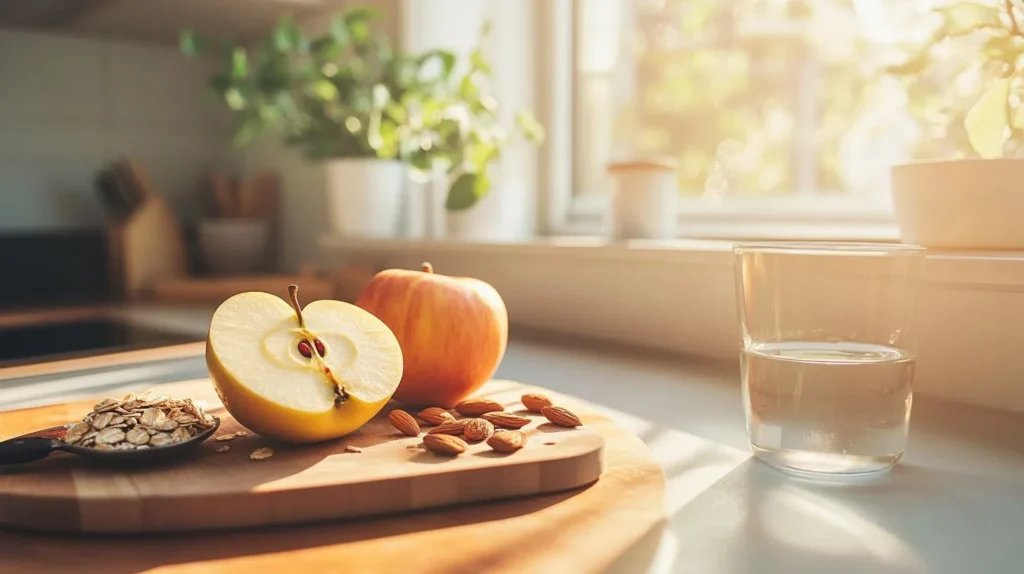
208, 293, 403, 412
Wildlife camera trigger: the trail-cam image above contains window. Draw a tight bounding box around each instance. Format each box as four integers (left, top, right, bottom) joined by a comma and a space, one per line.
556, 0, 951, 239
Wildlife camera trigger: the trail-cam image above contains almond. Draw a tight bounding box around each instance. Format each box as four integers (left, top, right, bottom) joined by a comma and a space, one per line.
487, 430, 527, 453
426, 419, 469, 435
541, 405, 582, 428
464, 418, 494, 442
422, 433, 467, 456
417, 407, 456, 426
481, 411, 531, 429
521, 393, 553, 413
455, 398, 504, 417
388, 409, 421, 436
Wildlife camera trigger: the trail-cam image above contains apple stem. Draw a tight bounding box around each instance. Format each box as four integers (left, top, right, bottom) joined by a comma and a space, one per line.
421, 262, 433, 273
287, 284, 305, 328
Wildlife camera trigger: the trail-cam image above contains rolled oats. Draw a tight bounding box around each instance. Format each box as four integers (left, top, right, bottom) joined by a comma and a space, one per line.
64, 422, 90, 444
171, 426, 191, 443
95, 427, 126, 445
149, 433, 173, 447
93, 398, 120, 413
153, 419, 179, 432
92, 412, 115, 430
61, 391, 215, 452
250, 447, 274, 461
126, 428, 150, 445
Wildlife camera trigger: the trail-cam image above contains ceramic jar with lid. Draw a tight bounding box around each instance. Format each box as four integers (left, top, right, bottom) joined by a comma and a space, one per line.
607, 159, 678, 240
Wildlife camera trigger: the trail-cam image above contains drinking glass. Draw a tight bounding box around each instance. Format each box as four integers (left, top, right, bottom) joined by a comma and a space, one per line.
733, 242, 926, 476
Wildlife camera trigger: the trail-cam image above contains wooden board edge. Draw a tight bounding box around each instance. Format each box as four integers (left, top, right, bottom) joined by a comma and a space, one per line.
0, 437, 604, 534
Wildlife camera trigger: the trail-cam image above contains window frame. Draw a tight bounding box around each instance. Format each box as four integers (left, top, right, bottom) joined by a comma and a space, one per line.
538, 0, 901, 241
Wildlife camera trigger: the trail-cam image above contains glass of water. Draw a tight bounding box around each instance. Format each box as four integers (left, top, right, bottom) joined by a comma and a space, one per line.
734, 242, 925, 476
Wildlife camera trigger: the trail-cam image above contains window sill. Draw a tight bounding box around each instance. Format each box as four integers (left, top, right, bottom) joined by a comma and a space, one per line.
563, 195, 900, 240
321, 234, 1024, 413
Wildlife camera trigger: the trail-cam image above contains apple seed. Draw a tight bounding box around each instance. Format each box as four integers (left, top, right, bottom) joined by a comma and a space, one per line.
290, 284, 348, 407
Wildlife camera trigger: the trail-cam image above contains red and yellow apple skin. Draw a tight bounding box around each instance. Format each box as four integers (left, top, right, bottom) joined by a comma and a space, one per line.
356, 263, 508, 408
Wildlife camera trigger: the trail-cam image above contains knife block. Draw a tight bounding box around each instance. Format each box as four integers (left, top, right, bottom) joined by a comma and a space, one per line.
107, 176, 187, 300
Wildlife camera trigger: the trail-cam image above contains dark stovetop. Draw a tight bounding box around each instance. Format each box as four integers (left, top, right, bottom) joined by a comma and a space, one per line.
0, 231, 204, 366
0, 317, 200, 366
0, 230, 112, 310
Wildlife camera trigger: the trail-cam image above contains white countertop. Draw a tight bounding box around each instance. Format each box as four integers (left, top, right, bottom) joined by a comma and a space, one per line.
2, 309, 1022, 573
499, 338, 1024, 574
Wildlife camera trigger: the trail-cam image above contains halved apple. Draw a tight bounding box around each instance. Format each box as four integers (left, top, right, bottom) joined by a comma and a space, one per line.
206, 286, 403, 443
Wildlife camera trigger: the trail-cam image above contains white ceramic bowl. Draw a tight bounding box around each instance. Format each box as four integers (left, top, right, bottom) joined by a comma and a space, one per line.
891, 158, 1024, 249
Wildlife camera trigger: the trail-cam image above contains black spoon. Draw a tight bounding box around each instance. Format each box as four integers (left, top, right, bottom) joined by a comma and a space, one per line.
0, 416, 220, 466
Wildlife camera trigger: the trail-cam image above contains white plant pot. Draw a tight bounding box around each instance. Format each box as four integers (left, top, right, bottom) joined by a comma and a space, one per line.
324, 159, 405, 238
891, 158, 1024, 249
402, 164, 449, 239
199, 219, 271, 276
445, 180, 528, 242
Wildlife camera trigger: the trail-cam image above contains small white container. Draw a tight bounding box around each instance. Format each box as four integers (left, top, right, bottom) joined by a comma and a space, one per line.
608, 159, 678, 240
892, 158, 1024, 249
324, 158, 405, 238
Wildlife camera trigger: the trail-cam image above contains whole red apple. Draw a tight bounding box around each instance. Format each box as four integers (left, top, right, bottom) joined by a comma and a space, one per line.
355, 262, 508, 407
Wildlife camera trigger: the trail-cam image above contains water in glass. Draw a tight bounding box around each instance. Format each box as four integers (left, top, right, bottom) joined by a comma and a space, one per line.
741, 340, 914, 475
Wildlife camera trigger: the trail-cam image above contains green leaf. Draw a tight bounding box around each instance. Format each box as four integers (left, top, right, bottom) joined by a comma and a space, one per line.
310, 79, 338, 101
515, 110, 546, 143
346, 9, 374, 44
385, 102, 408, 124
459, 73, 481, 99
374, 120, 399, 159
470, 48, 492, 75
965, 76, 1012, 158
886, 50, 931, 76
473, 169, 492, 196
225, 88, 246, 111
273, 18, 295, 51
372, 83, 391, 108
446, 172, 486, 210
984, 34, 1024, 66
232, 115, 264, 146
208, 72, 230, 94
467, 141, 498, 170
1013, 96, 1024, 129
419, 50, 457, 82
329, 15, 349, 46
180, 30, 200, 57
936, 3, 1003, 36
231, 47, 248, 80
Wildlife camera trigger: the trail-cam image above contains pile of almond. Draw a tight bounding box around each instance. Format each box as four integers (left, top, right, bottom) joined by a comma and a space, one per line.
387, 392, 583, 457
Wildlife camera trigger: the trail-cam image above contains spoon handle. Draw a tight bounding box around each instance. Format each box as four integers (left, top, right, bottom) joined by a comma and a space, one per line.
0, 437, 56, 465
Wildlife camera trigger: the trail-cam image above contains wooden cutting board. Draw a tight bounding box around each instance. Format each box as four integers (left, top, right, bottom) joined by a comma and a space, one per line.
0, 379, 605, 534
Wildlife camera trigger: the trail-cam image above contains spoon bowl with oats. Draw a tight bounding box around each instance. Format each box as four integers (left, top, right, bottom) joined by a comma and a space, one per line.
0, 392, 221, 466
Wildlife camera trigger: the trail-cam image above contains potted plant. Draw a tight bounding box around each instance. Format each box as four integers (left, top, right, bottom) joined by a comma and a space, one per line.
404, 23, 546, 240
182, 8, 454, 239
886, 0, 1024, 248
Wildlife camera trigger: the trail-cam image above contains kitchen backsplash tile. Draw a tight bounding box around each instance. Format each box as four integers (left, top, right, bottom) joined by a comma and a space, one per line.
0, 29, 105, 124
0, 28, 230, 231
104, 40, 215, 134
